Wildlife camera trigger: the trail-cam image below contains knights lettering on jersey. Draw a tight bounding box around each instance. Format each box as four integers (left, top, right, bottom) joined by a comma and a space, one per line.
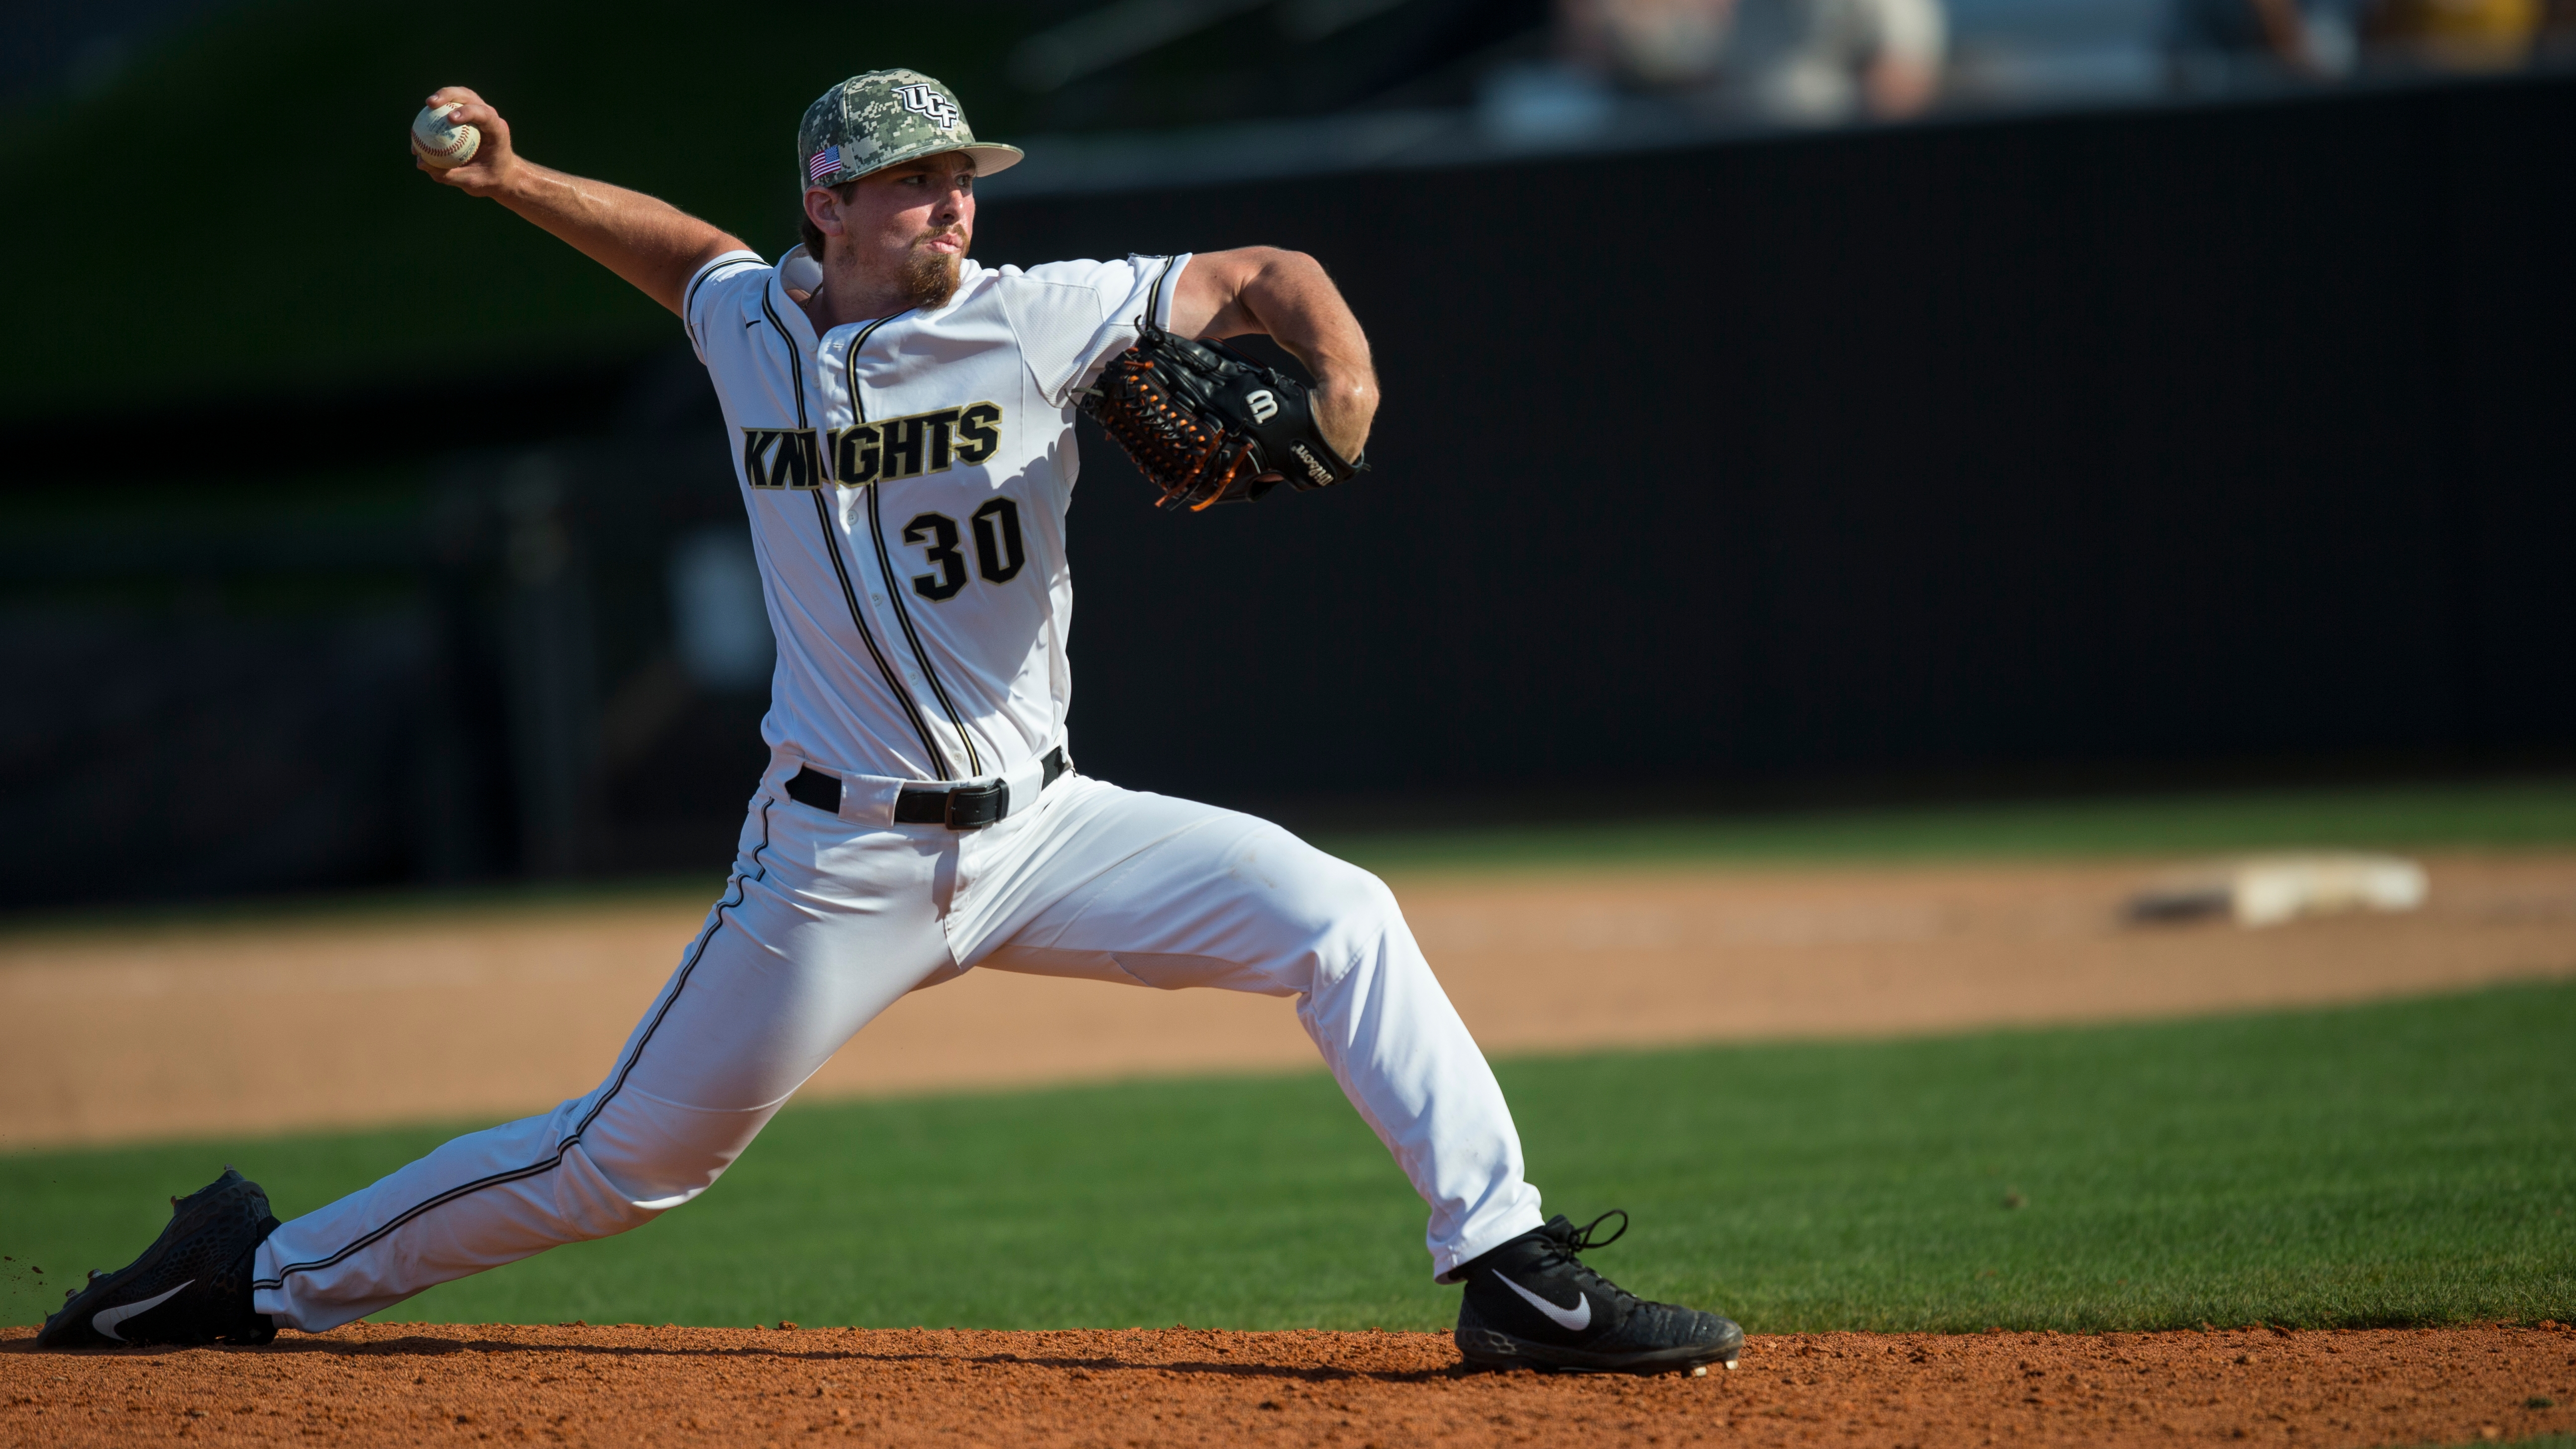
742, 428, 823, 490
688, 249, 1184, 783
830, 402, 1004, 487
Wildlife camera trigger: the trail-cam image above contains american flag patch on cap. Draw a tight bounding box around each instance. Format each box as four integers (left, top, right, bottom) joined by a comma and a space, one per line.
807, 145, 841, 183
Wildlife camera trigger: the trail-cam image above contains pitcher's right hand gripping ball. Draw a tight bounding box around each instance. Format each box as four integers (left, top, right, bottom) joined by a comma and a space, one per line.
1080, 321, 1367, 512
408, 88, 515, 199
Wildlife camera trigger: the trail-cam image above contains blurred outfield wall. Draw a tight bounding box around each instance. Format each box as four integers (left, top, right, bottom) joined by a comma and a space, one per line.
1, 72, 2570, 907
1036, 71, 2576, 803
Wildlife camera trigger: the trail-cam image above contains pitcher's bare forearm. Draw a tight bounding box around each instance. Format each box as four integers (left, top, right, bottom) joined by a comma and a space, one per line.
1175, 247, 1380, 461
416, 86, 746, 316
487, 164, 746, 315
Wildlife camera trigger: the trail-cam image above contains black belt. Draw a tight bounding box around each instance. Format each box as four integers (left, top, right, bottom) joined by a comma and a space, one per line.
785, 746, 1067, 831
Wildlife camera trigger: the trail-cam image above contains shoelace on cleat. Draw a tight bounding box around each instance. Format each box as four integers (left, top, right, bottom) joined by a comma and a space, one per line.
1567, 1209, 1628, 1251
1521, 1210, 1641, 1313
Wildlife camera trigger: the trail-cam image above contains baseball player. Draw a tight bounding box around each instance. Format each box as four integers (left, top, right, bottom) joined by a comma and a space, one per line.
41, 71, 1742, 1376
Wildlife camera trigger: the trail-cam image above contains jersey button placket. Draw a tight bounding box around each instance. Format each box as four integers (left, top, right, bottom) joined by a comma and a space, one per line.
830, 338, 887, 622
836, 340, 877, 616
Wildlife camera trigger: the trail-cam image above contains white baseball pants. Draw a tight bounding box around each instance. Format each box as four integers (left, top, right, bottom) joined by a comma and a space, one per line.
251, 762, 1546, 1332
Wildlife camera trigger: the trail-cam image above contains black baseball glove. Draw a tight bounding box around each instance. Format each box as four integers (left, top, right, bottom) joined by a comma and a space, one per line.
1079, 321, 1367, 512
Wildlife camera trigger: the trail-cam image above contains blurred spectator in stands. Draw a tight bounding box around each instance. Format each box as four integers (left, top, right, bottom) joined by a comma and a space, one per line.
1564, 0, 1733, 87
2362, 0, 2543, 70
1561, 0, 1948, 121
2169, 0, 2549, 86
2165, 0, 2362, 87
2545, 0, 2576, 60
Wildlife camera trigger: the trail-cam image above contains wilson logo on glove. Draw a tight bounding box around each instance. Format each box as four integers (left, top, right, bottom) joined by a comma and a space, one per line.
1079, 321, 1366, 512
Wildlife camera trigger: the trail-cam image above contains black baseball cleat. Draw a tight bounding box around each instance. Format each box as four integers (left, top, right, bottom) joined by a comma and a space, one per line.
36, 1168, 282, 1349
1453, 1210, 1743, 1375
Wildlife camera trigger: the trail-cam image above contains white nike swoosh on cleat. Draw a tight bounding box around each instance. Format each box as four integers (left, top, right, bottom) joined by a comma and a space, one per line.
93, 1281, 192, 1342
1496, 1273, 1591, 1332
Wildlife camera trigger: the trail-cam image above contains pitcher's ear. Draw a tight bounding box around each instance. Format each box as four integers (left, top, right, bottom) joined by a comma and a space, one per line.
802, 187, 847, 237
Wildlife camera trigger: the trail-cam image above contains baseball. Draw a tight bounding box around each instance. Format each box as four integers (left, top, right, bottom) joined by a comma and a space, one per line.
411, 102, 481, 168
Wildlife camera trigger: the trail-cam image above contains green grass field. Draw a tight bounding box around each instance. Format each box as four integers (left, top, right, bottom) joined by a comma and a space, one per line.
6, 980, 2570, 1335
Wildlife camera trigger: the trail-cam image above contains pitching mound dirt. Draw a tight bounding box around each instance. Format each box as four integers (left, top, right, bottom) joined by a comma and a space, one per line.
5, 1323, 2569, 1447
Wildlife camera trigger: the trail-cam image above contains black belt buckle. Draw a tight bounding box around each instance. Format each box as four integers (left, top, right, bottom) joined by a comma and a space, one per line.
944, 779, 1008, 830
890, 747, 1065, 830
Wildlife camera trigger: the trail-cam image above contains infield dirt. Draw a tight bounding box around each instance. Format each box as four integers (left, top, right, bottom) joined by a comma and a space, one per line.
5, 1322, 2571, 1448
7, 852, 2576, 1147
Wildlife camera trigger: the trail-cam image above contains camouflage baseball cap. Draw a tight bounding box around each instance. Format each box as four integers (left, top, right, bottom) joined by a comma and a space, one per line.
797, 70, 1022, 191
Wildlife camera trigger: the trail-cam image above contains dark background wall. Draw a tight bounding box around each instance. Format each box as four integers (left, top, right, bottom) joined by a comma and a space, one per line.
3, 73, 2568, 909
1025, 74, 2575, 811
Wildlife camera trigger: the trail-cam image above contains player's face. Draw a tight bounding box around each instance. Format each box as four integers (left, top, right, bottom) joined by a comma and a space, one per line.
816, 156, 976, 275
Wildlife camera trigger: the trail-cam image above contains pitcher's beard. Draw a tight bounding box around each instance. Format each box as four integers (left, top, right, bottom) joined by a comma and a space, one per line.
900, 231, 965, 310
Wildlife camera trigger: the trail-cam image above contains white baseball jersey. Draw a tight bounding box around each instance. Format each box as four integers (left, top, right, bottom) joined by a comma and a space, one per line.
244, 249, 1551, 1336
681, 248, 1193, 787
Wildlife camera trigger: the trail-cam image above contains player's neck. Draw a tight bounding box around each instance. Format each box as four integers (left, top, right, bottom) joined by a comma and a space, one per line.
799, 255, 935, 333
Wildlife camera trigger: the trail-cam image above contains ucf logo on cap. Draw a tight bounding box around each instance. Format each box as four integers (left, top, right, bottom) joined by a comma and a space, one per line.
796, 69, 1024, 191
891, 83, 961, 130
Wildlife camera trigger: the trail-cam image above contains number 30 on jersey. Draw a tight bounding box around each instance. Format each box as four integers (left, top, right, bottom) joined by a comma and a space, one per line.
903, 499, 1025, 602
